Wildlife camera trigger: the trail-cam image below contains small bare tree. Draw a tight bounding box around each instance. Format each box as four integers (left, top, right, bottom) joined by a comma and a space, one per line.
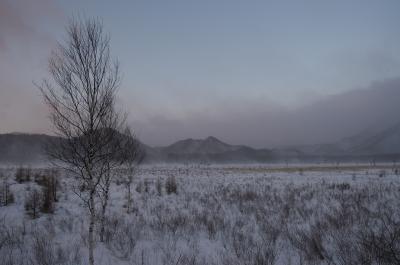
98, 127, 141, 242
98, 161, 113, 243
0, 179, 14, 206
114, 127, 143, 214
39, 18, 137, 265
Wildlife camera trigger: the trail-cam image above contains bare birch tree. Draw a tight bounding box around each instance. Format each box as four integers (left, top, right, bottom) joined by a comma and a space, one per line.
38, 18, 138, 265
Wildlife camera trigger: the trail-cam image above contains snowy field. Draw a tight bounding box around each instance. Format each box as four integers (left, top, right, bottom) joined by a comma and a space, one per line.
1, 163, 400, 265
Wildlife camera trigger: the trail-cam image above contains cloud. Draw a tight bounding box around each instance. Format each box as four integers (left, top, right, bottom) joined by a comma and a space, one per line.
1, 1, 399, 149
0, 1, 28, 50
132, 78, 400, 148
0, 0, 63, 135
0, 0, 62, 51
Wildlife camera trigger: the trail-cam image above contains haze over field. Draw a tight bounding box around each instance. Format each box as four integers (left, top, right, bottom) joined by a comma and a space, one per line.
1, 0, 400, 148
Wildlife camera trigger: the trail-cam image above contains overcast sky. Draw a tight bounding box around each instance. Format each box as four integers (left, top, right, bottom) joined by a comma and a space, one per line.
1, 0, 400, 147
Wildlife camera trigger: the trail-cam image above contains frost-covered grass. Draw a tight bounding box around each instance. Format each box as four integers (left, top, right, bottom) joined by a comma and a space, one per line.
0, 164, 400, 265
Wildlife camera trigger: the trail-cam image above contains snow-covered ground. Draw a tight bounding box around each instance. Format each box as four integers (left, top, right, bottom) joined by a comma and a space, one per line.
1, 163, 399, 265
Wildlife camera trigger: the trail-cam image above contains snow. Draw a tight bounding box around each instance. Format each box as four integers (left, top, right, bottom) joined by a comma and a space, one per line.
0, 163, 399, 265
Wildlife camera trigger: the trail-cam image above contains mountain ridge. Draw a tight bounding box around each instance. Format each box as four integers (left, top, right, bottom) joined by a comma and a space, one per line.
1, 123, 400, 164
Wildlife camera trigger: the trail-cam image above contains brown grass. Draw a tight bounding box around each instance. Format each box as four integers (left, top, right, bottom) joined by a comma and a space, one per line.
224, 163, 395, 174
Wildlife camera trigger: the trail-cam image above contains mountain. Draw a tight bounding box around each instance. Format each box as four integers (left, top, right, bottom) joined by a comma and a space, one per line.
297, 123, 400, 156
143, 123, 400, 163
349, 123, 400, 155
0, 132, 149, 165
1, 123, 400, 164
163, 136, 245, 154
0, 133, 55, 163
144, 136, 273, 163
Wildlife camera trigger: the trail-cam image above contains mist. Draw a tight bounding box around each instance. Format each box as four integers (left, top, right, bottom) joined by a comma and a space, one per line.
131, 78, 400, 148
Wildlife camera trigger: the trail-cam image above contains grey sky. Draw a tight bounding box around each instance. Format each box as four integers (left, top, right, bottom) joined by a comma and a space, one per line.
1, 0, 400, 147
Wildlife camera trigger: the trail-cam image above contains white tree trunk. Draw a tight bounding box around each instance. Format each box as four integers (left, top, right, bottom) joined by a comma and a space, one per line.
88, 192, 96, 265
100, 186, 109, 242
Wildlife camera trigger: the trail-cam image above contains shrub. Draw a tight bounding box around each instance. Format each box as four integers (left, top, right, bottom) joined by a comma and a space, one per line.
32, 231, 56, 265
165, 176, 177, 195
156, 178, 162, 196
31, 171, 60, 214
15, 166, 32, 183
144, 179, 150, 193
358, 211, 400, 264
0, 219, 25, 264
25, 189, 42, 219
104, 217, 138, 259
35, 169, 60, 202
136, 181, 143, 193
41, 184, 55, 214
32, 230, 83, 265
287, 224, 330, 263
0, 180, 14, 206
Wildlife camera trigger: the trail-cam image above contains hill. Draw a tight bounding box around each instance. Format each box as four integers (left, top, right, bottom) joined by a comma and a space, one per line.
1, 123, 400, 164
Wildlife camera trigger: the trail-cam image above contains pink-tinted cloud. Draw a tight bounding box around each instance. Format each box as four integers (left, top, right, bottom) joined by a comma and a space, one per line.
0, 0, 64, 135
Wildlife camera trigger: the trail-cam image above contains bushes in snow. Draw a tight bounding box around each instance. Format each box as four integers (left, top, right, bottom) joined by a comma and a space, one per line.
2, 165, 400, 264
103, 216, 139, 259
15, 166, 32, 183
0, 218, 82, 265
25, 189, 42, 219
165, 175, 178, 194
24, 170, 60, 218
0, 179, 14, 206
